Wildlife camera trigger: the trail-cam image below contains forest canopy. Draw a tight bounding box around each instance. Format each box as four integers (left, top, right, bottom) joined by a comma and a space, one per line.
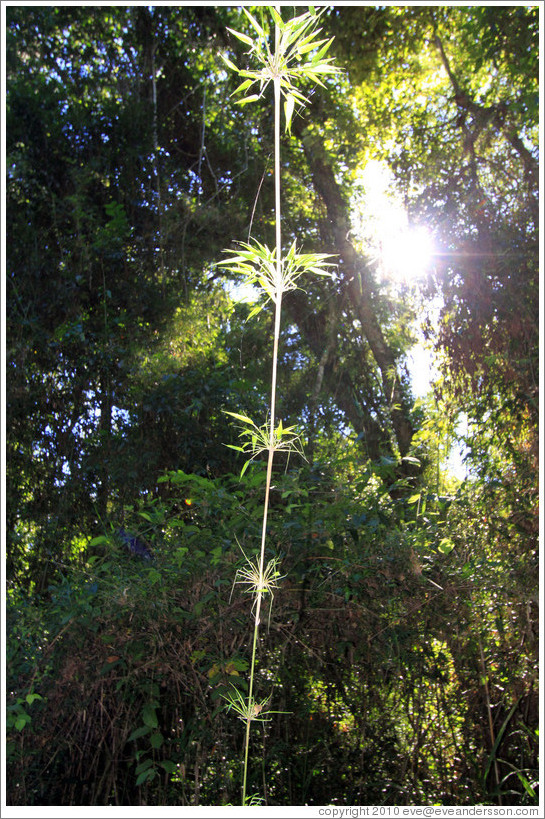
4, 3, 540, 808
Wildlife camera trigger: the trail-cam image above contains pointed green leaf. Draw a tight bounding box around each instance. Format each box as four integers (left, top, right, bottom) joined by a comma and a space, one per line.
136, 769, 156, 786
235, 94, 262, 106
242, 8, 265, 39
220, 53, 239, 73
269, 7, 284, 27
313, 38, 337, 62
233, 78, 256, 96
297, 39, 327, 56
225, 412, 256, 426
295, 30, 326, 49
307, 62, 340, 74
301, 71, 326, 87
284, 94, 295, 134
89, 535, 109, 546
247, 302, 265, 319
238, 68, 263, 79
226, 27, 255, 48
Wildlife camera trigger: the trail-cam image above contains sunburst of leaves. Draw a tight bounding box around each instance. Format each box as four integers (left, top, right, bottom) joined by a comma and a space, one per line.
222, 6, 343, 133
223, 686, 289, 724
221, 239, 335, 317
224, 410, 305, 477
230, 544, 285, 626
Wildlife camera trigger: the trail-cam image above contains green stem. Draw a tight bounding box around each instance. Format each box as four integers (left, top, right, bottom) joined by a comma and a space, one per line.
259, 73, 282, 587
242, 22, 283, 807
242, 595, 262, 804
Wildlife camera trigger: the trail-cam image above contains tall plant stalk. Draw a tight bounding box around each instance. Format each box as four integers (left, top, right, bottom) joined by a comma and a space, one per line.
243, 65, 282, 806
219, 6, 341, 804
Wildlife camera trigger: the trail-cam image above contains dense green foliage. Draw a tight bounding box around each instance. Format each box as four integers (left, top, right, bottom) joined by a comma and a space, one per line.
5, 5, 538, 807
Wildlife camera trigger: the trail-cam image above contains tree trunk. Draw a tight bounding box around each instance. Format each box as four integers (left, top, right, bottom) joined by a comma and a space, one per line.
293, 119, 415, 459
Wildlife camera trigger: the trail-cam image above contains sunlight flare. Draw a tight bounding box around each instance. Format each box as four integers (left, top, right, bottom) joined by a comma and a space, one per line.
381, 225, 434, 282
353, 159, 434, 283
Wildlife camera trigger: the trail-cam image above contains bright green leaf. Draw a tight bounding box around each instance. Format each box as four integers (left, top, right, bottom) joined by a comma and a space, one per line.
226, 27, 255, 48
284, 94, 295, 134
438, 538, 455, 555
220, 53, 239, 73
